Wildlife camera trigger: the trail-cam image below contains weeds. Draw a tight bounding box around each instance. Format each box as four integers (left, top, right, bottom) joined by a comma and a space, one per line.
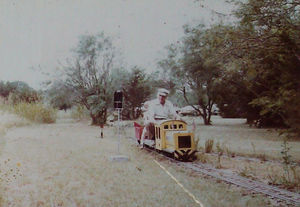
225, 146, 235, 158
196, 152, 207, 163
216, 142, 224, 168
71, 105, 89, 121
266, 139, 300, 191
267, 165, 300, 191
281, 138, 292, 181
239, 165, 256, 179
251, 142, 256, 154
205, 139, 214, 153
13, 102, 57, 123
239, 166, 251, 178
194, 136, 200, 149
256, 153, 267, 162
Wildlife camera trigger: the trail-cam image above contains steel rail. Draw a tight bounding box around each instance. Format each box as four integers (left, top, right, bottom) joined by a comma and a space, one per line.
128, 136, 300, 206
179, 162, 300, 206
139, 143, 300, 206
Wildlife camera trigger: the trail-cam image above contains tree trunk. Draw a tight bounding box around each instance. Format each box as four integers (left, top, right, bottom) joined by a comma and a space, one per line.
90, 109, 107, 126
200, 105, 211, 125
91, 113, 98, 125
203, 116, 211, 125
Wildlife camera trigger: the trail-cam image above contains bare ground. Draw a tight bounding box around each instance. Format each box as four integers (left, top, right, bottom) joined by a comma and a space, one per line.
0, 115, 298, 207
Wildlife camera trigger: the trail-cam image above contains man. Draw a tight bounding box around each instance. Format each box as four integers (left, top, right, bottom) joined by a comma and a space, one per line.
140, 88, 180, 148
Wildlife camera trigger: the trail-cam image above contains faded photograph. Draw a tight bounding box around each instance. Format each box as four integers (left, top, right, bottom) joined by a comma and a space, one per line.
0, 0, 299, 206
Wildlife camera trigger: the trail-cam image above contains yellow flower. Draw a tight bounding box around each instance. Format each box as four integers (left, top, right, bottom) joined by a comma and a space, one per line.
16, 163, 21, 167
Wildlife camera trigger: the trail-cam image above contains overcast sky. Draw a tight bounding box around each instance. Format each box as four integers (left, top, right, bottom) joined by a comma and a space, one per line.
0, 0, 232, 89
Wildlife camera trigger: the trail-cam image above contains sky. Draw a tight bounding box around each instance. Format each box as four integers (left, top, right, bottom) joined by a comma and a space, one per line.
0, 0, 233, 89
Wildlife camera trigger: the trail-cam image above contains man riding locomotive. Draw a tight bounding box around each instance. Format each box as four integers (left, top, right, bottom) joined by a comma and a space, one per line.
140, 88, 180, 148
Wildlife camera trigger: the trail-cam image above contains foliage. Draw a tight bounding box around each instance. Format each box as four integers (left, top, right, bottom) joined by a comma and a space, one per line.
70, 105, 90, 120
122, 67, 152, 119
214, 0, 300, 131
0, 81, 40, 104
45, 80, 74, 111
13, 102, 57, 123
266, 138, 300, 190
170, 0, 300, 133
158, 25, 223, 125
64, 33, 116, 125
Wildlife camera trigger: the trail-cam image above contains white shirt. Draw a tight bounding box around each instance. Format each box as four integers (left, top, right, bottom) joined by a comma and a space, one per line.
146, 99, 178, 123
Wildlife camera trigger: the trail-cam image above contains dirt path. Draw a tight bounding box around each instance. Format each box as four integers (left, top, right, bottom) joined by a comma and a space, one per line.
0, 119, 274, 207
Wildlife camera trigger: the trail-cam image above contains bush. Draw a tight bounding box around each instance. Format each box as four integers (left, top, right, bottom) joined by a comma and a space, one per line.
71, 105, 90, 121
13, 102, 57, 123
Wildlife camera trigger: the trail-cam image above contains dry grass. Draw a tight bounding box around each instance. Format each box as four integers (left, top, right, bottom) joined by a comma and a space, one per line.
70, 105, 90, 121
189, 116, 300, 162
183, 115, 300, 192
0, 113, 299, 206
0, 117, 275, 207
204, 139, 214, 153
13, 102, 57, 123
0, 111, 31, 137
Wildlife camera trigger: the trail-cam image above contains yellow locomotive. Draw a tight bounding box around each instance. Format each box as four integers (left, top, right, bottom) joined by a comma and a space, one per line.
134, 120, 197, 161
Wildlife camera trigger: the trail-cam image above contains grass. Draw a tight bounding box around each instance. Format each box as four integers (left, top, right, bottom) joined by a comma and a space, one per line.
0, 99, 57, 124
0, 111, 31, 137
13, 102, 57, 123
185, 116, 300, 192
0, 119, 276, 207
0, 113, 299, 206
190, 116, 300, 162
204, 139, 214, 153
70, 105, 90, 121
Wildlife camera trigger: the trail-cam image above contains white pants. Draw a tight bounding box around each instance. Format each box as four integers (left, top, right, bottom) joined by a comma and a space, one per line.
140, 122, 155, 145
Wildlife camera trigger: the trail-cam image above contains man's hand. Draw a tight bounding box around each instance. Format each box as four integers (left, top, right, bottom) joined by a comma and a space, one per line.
175, 114, 181, 120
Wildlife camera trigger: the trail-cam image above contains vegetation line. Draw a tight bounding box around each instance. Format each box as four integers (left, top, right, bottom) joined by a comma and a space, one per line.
153, 160, 204, 207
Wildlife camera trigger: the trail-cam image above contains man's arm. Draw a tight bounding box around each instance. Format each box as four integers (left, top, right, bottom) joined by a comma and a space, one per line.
168, 101, 181, 120
145, 103, 155, 123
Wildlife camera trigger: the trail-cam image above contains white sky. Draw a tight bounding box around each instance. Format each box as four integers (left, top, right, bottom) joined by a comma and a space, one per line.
0, 0, 232, 89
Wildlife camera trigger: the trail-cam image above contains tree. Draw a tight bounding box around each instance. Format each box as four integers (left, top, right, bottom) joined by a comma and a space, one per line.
218, 0, 300, 130
64, 33, 116, 125
45, 80, 74, 111
122, 67, 152, 119
0, 81, 40, 104
159, 25, 222, 125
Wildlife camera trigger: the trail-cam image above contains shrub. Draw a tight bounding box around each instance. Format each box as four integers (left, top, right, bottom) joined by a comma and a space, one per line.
13, 102, 57, 123
71, 105, 90, 121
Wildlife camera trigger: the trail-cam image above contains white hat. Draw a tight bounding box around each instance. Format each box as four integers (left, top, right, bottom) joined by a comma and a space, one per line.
157, 88, 169, 97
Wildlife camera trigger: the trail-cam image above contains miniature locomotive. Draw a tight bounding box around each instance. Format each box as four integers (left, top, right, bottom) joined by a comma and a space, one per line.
134, 120, 197, 161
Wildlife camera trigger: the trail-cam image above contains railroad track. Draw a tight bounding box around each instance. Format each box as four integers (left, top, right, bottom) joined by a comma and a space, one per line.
136, 145, 300, 206
178, 161, 300, 206
127, 136, 300, 206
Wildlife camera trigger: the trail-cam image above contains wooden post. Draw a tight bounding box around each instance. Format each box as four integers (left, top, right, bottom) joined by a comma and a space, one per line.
100, 124, 104, 138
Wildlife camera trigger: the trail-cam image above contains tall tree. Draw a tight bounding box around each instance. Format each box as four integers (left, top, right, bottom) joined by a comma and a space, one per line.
122, 67, 152, 119
219, 0, 300, 129
159, 25, 222, 125
64, 33, 116, 125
